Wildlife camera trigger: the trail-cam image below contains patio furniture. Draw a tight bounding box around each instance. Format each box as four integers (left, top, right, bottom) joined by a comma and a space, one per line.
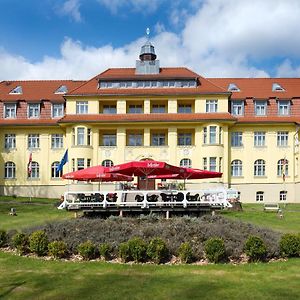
147, 194, 159, 202
135, 194, 144, 202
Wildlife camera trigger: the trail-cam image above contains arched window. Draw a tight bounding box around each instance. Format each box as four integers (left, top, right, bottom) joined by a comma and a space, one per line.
51, 161, 62, 178
29, 161, 39, 179
231, 160, 242, 176
256, 191, 264, 202
4, 162, 15, 179
277, 159, 288, 177
254, 159, 265, 176
180, 158, 192, 168
102, 159, 114, 167
279, 190, 287, 201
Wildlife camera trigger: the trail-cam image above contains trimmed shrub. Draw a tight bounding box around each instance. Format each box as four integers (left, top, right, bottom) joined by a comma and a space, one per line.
29, 230, 48, 256
244, 235, 267, 262
119, 242, 131, 262
147, 237, 169, 264
178, 242, 194, 263
12, 233, 29, 255
204, 237, 226, 263
280, 234, 300, 257
99, 243, 112, 260
77, 241, 96, 260
127, 237, 148, 263
48, 241, 68, 259
0, 230, 8, 247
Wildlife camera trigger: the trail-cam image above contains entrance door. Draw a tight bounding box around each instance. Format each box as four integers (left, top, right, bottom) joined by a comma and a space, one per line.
138, 176, 155, 190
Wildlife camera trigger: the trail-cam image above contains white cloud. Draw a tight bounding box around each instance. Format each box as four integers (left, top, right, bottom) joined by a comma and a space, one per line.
60, 0, 82, 22
1, 0, 300, 80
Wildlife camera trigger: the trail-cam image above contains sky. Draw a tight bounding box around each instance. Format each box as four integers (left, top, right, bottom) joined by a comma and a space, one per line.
1, 0, 300, 80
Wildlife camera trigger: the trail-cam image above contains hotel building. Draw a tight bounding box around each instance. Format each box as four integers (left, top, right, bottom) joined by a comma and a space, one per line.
0, 40, 299, 203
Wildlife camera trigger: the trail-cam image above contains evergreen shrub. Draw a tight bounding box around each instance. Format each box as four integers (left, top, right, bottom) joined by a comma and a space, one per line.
178, 242, 194, 263
29, 230, 48, 256
98, 243, 112, 260
244, 235, 267, 262
48, 241, 68, 259
280, 234, 300, 257
12, 232, 29, 255
204, 237, 226, 263
147, 237, 169, 263
0, 230, 8, 247
77, 240, 96, 260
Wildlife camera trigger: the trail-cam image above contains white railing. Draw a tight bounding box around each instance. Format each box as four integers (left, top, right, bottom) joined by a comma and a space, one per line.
58, 188, 233, 210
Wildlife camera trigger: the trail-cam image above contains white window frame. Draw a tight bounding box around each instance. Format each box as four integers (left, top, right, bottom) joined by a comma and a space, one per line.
256, 191, 264, 202
28, 134, 40, 149
209, 126, 217, 144
77, 128, 85, 145
178, 133, 192, 146
151, 104, 166, 113
255, 101, 267, 116
51, 134, 63, 149
76, 101, 88, 114
209, 157, 217, 172
103, 104, 117, 114
151, 133, 166, 146
254, 132, 266, 147
102, 134, 116, 146
128, 104, 143, 114
52, 103, 64, 118
4, 161, 16, 179
178, 104, 192, 113
277, 159, 288, 176
254, 159, 265, 176
278, 101, 290, 116
29, 161, 39, 179
277, 131, 289, 147
231, 160, 242, 177
4, 134, 16, 149
206, 100, 218, 113
231, 132, 243, 147
77, 158, 85, 170
28, 103, 40, 118
102, 159, 114, 167
279, 191, 287, 201
128, 133, 143, 146
231, 101, 244, 116
4, 103, 17, 118
51, 161, 62, 178
180, 158, 192, 168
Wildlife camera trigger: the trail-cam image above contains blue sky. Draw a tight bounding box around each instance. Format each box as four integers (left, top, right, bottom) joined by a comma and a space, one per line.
1, 0, 300, 80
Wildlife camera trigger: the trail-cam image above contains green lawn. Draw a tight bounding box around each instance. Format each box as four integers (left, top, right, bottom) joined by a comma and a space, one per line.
0, 252, 299, 300
220, 204, 300, 233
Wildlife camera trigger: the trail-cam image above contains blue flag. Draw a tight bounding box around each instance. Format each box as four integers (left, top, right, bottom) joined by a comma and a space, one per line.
56, 149, 68, 173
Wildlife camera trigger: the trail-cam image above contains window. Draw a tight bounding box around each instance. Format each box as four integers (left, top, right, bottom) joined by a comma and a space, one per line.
52, 104, 64, 117
128, 104, 143, 113
231, 160, 242, 177
87, 129, 91, 146
255, 101, 267, 116
55, 85, 68, 94
219, 127, 222, 144
51, 162, 62, 178
77, 158, 85, 170
9, 86, 22, 94
180, 158, 192, 168
277, 159, 288, 177
128, 133, 143, 146
206, 100, 218, 113
277, 131, 288, 147
28, 103, 40, 118
4, 134, 16, 149
178, 133, 192, 146
209, 126, 217, 144
178, 104, 192, 113
151, 133, 166, 146
219, 157, 222, 173
28, 134, 39, 149
4, 104, 16, 118
272, 83, 284, 91
103, 105, 117, 114
4, 162, 15, 179
77, 128, 85, 145
254, 132, 266, 147
51, 134, 63, 149
87, 159, 91, 168
256, 191, 264, 202
29, 162, 39, 179
102, 134, 116, 146
231, 101, 244, 116
76, 101, 88, 114
231, 132, 243, 147
209, 157, 217, 171
152, 104, 166, 113
203, 157, 207, 170
228, 83, 240, 92
278, 101, 290, 116
203, 127, 207, 144
279, 191, 287, 201
102, 159, 114, 167
254, 159, 265, 176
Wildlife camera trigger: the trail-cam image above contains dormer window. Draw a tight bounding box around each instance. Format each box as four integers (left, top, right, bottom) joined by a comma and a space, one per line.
55, 85, 68, 94
272, 83, 285, 92
278, 100, 290, 116
228, 83, 240, 92
4, 103, 17, 118
28, 103, 40, 118
9, 86, 23, 94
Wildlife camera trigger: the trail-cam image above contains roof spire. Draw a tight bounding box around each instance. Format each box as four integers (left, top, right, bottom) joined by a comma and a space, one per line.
146, 27, 150, 39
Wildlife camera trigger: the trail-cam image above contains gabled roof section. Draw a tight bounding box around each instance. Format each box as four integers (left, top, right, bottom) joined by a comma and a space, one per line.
209, 78, 300, 99
0, 80, 86, 102
68, 68, 228, 96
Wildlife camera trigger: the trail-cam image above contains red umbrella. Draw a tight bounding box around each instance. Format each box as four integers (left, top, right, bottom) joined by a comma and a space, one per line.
62, 166, 133, 182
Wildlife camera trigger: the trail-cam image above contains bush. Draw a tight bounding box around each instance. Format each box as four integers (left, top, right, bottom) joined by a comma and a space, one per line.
12, 233, 29, 255
29, 230, 48, 256
280, 234, 300, 257
244, 235, 267, 262
0, 230, 8, 247
204, 237, 226, 263
118, 242, 131, 262
99, 243, 112, 260
77, 241, 96, 260
147, 237, 169, 263
48, 241, 68, 259
127, 237, 148, 262
178, 242, 194, 263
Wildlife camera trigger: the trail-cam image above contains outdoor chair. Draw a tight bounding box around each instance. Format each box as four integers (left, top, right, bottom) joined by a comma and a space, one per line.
135, 194, 144, 202
77, 193, 86, 202
147, 194, 159, 202
106, 193, 118, 202
94, 193, 104, 202
176, 192, 184, 202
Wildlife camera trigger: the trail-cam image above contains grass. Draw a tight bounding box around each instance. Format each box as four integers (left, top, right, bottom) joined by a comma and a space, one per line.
220, 203, 300, 233
0, 196, 71, 231
0, 252, 299, 300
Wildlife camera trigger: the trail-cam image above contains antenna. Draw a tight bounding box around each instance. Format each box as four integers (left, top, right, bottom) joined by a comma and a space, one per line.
146, 27, 150, 39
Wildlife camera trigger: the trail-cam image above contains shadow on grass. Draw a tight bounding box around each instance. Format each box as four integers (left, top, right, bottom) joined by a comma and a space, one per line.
0, 281, 27, 298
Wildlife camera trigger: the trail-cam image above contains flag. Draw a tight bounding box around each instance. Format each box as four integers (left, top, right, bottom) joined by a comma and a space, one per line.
28, 152, 32, 175
56, 149, 68, 173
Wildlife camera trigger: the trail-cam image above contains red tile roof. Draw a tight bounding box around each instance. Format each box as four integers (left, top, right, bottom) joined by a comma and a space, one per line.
0, 80, 85, 102
0, 119, 59, 126
68, 68, 228, 96
59, 113, 236, 124
209, 78, 300, 99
